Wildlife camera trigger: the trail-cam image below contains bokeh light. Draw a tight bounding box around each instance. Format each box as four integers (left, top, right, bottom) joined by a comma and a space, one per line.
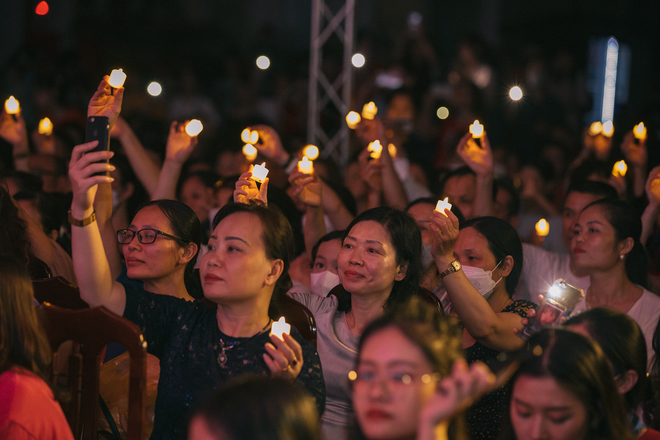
436, 107, 449, 119
256, 56, 270, 70
352, 53, 366, 68
509, 86, 523, 101
35, 1, 49, 15
147, 82, 162, 96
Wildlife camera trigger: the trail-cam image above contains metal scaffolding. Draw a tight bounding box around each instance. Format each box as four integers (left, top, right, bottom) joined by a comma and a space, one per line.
307, 0, 355, 170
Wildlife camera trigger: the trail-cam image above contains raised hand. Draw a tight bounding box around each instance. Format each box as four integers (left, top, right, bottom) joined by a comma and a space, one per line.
234, 168, 268, 205
288, 168, 321, 207
0, 109, 28, 147
428, 208, 460, 262
68, 141, 115, 215
646, 166, 660, 208
166, 121, 198, 164
457, 131, 493, 176
355, 116, 387, 146
88, 76, 124, 128
251, 125, 289, 165
621, 130, 647, 169
264, 332, 304, 381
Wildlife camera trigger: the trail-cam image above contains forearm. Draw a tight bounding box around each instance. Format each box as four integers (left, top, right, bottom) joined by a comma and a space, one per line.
366, 190, 382, 210
633, 166, 646, 199
152, 159, 183, 200
380, 160, 408, 209
118, 130, 161, 196
94, 182, 123, 278
304, 205, 326, 258
641, 203, 660, 248
473, 173, 494, 217
319, 181, 353, 230
12, 139, 30, 172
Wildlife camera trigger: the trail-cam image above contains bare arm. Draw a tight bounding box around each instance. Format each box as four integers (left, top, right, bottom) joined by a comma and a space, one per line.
151, 121, 198, 200
288, 169, 326, 258
457, 132, 494, 218
319, 179, 354, 230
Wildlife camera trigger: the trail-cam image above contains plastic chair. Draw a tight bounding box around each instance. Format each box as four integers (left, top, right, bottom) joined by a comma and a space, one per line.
328, 284, 444, 314
32, 276, 89, 310
36, 303, 148, 440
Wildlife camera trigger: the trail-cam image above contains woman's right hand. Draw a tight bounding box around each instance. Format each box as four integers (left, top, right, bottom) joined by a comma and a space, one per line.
288, 169, 321, 207
428, 208, 460, 262
234, 168, 268, 205
68, 141, 115, 216
251, 125, 289, 165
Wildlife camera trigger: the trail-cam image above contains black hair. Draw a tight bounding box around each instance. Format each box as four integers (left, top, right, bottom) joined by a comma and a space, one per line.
439, 166, 476, 195
645, 320, 660, 429
212, 202, 294, 319
565, 180, 618, 203
565, 308, 647, 413
405, 196, 467, 225
460, 216, 523, 295
338, 207, 422, 312
498, 328, 635, 440
568, 160, 612, 188
493, 177, 521, 220
191, 376, 321, 440
583, 199, 647, 288
310, 230, 345, 267
139, 199, 203, 298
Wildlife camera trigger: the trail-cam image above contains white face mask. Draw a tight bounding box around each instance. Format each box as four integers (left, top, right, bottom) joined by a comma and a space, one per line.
421, 243, 435, 268
462, 260, 503, 300
310, 271, 341, 297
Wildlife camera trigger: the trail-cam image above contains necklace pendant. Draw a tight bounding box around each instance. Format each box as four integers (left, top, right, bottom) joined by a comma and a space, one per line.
217, 351, 228, 367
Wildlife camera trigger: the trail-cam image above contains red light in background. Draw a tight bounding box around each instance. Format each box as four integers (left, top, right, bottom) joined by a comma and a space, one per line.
35, 1, 49, 15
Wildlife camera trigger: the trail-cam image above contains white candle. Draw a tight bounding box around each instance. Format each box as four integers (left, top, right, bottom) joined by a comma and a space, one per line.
251, 162, 269, 183
242, 144, 258, 162
346, 111, 361, 129
108, 69, 127, 88
469, 120, 484, 138
361, 102, 378, 120
4, 96, 20, 114
535, 219, 549, 237
303, 145, 319, 160
270, 316, 291, 340
368, 140, 382, 159
634, 122, 647, 140
38, 117, 53, 136
185, 119, 203, 137
298, 156, 314, 174
435, 197, 452, 215
612, 160, 627, 177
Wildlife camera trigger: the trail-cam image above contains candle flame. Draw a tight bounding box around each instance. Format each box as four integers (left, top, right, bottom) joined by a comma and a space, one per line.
38, 117, 53, 136
303, 145, 319, 160
535, 219, 549, 237
346, 111, 361, 129
435, 197, 452, 215
634, 122, 647, 140
612, 160, 627, 177
368, 140, 382, 159
469, 120, 484, 138
362, 102, 378, 120
249, 131, 259, 144
388, 143, 397, 158
242, 144, 257, 162
185, 119, 203, 137
4, 96, 20, 114
588, 121, 603, 136
241, 128, 251, 143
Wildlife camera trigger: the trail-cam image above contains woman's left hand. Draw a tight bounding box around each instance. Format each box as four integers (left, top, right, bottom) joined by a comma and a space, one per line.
234, 168, 268, 205
428, 207, 460, 262
264, 333, 303, 381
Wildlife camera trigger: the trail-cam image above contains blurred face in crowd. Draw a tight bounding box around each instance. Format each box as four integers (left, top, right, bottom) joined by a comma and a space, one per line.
344, 162, 369, 201
443, 174, 476, 220
180, 176, 216, 223
511, 375, 588, 440
353, 326, 437, 440
571, 204, 626, 274
123, 205, 189, 283
312, 238, 342, 275
406, 202, 435, 246
337, 220, 406, 300
562, 191, 601, 252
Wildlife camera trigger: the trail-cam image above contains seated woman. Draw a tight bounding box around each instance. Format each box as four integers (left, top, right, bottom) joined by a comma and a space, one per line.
0, 255, 73, 439
351, 297, 495, 440
429, 211, 535, 440
69, 134, 325, 440
571, 199, 660, 362
566, 308, 660, 439
188, 376, 322, 440
501, 328, 634, 440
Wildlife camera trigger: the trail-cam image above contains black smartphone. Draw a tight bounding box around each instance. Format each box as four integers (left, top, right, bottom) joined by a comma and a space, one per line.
85, 116, 110, 176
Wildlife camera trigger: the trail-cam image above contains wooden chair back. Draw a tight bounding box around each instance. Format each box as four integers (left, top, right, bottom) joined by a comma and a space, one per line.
328, 284, 444, 314
36, 303, 147, 440
278, 295, 317, 346
32, 276, 89, 310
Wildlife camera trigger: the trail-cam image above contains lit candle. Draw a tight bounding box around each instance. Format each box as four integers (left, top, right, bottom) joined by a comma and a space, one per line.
303, 145, 319, 160
4, 96, 20, 114
634, 122, 647, 141
388, 143, 397, 158
249, 130, 259, 144
602, 121, 614, 137
362, 102, 378, 120
38, 117, 53, 136
251, 162, 269, 183
469, 120, 484, 138
242, 144, 258, 162
588, 121, 603, 136
435, 197, 452, 215
108, 69, 127, 88
535, 219, 550, 237
270, 316, 291, 340
368, 140, 382, 159
241, 128, 252, 143
346, 111, 361, 129
612, 160, 627, 177
185, 119, 203, 137
298, 156, 314, 174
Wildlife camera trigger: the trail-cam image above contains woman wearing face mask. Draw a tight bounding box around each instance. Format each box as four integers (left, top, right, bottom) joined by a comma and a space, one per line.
309, 230, 344, 297
429, 212, 535, 440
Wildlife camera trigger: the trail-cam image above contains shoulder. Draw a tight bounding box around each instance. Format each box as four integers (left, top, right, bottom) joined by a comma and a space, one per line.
287, 291, 339, 317
503, 300, 537, 316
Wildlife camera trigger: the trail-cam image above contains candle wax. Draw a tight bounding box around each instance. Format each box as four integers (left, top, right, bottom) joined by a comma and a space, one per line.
251, 162, 269, 183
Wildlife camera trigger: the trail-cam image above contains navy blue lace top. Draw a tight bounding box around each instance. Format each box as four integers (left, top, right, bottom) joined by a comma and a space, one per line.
121, 283, 326, 440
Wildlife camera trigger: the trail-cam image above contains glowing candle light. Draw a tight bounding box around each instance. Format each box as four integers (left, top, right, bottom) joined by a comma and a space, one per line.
388, 143, 397, 158
270, 316, 291, 340
302, 145, 319, 161
588, 121, 603, 136
108, 69, 127, 88
242, 144, 258, 162
147, 82, 162, 96
346, 111, 361, 129
38, 117, 53, 136
249, 131, 259, 144
362, 102, 378, 120
251, 162, 269, 183
368, 140, 382, 159
298, 156, 314, 174
634, 122, 647, 140
469, 120, 484, 138
435, 197, 452, 215
535, 219, 550, 237
241, 128, 251, 143
602, 120, 614, 137
612, 160, 627, 177
185, 119, 203, 137
4, 96, 20, 114
509, 86, 523, 101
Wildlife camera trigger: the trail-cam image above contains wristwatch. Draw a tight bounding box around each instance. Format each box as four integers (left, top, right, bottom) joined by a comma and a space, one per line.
439, 259, 462, 279
68, 210, 96, 227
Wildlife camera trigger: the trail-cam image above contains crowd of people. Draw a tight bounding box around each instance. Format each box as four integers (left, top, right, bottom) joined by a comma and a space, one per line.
3, 25, 660, 440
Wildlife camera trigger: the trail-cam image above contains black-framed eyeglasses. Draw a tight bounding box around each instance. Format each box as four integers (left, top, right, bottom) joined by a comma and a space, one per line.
116, 228, 184, 245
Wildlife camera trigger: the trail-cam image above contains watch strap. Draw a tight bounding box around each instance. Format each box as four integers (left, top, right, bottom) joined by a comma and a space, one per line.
439, 259, 460, 279
68, 210, 96, 227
